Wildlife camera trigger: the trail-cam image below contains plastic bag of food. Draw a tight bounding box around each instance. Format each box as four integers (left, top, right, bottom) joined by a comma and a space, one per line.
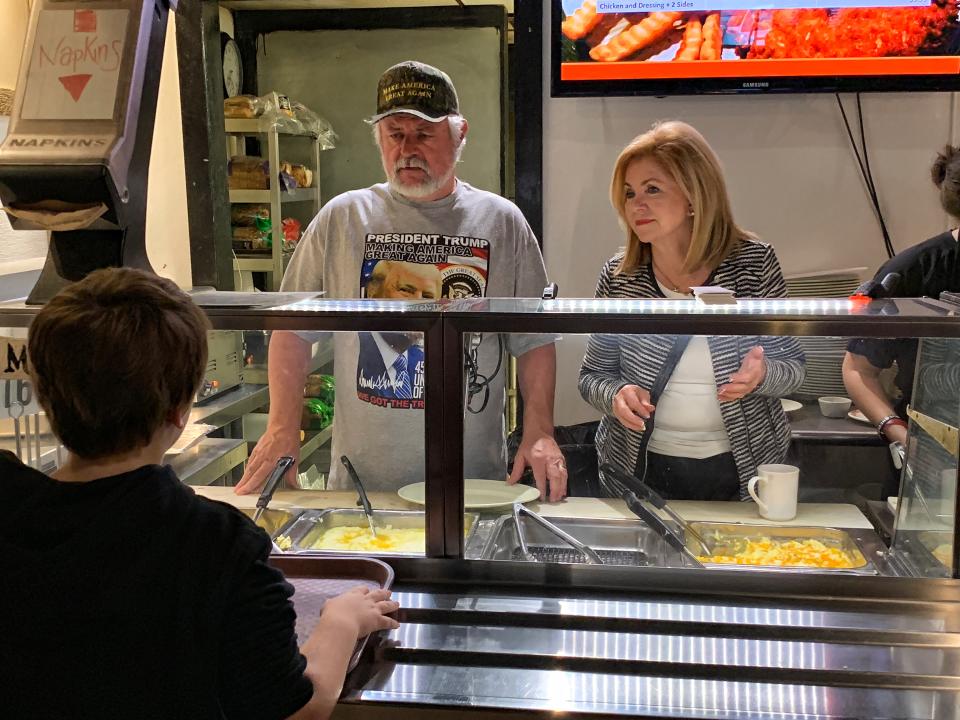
279, 161, 313, 189
232, 225, 271, 252
231, 204, 270, 227
277, 166, 297, 192
260, 91, 304, 134
304, 373, 335, 404
291, 100, 338, 150
282, 217, 302, 244
227, 156, 269, 190
232, 225, 270, 249
302, 397, 333, 431
224, 94, 264, 119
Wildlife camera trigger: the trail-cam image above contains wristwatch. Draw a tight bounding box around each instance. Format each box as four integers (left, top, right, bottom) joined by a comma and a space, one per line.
877, 414, 907, 440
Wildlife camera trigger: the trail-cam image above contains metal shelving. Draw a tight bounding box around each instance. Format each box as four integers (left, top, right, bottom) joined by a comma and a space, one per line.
225, 118, 321, 290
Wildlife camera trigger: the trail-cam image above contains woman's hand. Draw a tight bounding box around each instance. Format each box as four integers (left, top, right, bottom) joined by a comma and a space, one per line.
718, 346, 767, 402
613, 385, 655, 432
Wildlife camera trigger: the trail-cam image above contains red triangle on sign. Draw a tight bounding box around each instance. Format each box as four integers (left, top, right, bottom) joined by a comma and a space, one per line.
59, 74, 93, 102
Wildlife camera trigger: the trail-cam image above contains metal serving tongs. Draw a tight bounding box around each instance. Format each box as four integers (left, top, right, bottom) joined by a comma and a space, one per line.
252, 456, 295, 524
341, 455, 377, 538
600, 463, 707, 567
513, 503, 603, 565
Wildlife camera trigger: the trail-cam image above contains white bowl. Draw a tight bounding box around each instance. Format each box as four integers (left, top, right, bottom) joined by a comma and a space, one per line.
818, 396, 852, 418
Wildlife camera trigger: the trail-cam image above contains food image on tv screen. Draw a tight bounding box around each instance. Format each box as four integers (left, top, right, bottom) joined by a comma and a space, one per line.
558, 0, 960, 82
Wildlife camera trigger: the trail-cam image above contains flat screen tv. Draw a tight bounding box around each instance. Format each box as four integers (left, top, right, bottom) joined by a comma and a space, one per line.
552, 0, 960, 95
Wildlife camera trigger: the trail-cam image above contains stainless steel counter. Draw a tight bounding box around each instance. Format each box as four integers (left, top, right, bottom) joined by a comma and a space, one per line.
167, 438, 246, 486
189, 382, 269, 427
349, 665, 955, 719
327, 562, 960, 719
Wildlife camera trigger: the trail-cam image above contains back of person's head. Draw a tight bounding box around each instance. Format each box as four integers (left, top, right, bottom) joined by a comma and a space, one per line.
931, 145, 960, 219
28, 268, 210, 460
610, 120, 753, 274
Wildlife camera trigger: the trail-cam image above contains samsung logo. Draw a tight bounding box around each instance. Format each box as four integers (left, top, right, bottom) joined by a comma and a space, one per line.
9, 137, 107, 148
742, 82, 769, 89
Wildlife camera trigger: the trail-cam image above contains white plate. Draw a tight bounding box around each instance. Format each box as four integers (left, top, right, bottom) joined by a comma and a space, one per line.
780, 399, 803, 412
398, 479, 540, 510
848, 409, 871, 424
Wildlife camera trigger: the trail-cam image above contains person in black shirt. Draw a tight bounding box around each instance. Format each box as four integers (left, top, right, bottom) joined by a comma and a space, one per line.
0, 268, 399, 720
844, 146, 960, 449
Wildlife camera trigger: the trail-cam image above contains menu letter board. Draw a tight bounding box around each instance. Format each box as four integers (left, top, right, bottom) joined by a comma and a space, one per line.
1, 337, 30, 382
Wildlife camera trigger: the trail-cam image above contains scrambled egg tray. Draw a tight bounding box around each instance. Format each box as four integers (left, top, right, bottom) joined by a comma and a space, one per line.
698, 537, 866, 569
308, 526, 426, 553
933, 543, 953, 568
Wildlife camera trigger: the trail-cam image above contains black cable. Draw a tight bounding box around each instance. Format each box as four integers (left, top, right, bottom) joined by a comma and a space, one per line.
836, 93, 894, 258
856, 93, 895, 257
853, 101, 878, 201
488, 334, 504, 384
835, 93, 895, 258
466, 333, 504, 415
855, 95, 876, 196
465, 337, 489, 414
835, 94, 870, 186
844, 93, 894, 257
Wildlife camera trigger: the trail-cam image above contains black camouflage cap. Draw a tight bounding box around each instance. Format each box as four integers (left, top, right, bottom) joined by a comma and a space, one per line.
370, 61, 460, 123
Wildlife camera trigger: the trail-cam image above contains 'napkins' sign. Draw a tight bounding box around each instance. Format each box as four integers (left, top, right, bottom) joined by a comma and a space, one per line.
1, 337, 30, 381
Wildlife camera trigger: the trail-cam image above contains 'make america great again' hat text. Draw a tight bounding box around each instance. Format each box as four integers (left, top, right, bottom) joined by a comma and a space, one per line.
369, 61, 460, 123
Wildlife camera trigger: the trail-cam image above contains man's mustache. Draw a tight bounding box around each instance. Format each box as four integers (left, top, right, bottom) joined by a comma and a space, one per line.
395, 157, 430, 173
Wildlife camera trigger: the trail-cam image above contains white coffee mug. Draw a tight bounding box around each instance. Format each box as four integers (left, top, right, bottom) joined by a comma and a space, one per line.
747, 464, 799, 521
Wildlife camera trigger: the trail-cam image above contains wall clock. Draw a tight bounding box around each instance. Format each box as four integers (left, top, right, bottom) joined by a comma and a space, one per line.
221, 33, 243, 99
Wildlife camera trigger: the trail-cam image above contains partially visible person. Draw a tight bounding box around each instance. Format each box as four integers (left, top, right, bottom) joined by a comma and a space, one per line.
237, 60, 566, 502
0, 268, 399, 720
579, 121, 805, 501
843, 145, 960, 451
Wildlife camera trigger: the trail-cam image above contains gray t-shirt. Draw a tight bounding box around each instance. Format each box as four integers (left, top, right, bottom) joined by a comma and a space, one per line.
280, 181, 550, 491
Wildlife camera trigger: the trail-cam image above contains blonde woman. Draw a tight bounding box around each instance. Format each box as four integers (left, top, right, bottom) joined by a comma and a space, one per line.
578, 121, 805, 501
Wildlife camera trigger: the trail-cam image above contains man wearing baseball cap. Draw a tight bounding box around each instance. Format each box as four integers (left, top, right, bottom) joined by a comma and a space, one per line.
238, 61, 568, 504
369, 60, 461, 124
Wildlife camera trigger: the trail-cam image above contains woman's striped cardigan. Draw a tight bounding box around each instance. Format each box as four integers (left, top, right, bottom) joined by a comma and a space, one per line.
578, 240, 806, 499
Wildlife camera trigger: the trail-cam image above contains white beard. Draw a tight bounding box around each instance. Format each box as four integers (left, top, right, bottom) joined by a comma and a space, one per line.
387, 157, 456, 199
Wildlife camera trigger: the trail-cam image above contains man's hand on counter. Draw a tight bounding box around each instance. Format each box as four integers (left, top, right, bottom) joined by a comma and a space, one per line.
508, 431, 568, 503
235, 426, 301, 495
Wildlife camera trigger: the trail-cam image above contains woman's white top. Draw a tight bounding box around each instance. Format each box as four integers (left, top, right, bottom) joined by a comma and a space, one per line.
647, 283, 732, 458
